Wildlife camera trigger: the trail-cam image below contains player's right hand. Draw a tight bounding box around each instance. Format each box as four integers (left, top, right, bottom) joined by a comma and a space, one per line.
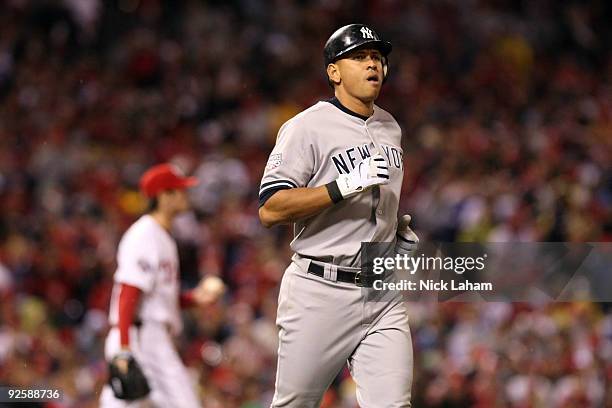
395, 214, 419, 256
335, 154, 389, 199
193, 275, 226, 306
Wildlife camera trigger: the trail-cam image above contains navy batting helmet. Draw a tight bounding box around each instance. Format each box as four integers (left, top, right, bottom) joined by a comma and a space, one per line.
324, 24, 392, 81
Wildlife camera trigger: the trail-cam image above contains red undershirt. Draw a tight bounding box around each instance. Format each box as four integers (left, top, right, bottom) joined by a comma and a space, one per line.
117, 283, 195, 347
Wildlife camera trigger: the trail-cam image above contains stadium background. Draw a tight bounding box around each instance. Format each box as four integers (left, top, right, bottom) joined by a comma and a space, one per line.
0, 0, 610, 406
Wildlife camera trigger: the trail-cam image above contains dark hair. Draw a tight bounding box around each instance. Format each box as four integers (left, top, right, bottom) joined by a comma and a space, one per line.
146, 197, 159, 213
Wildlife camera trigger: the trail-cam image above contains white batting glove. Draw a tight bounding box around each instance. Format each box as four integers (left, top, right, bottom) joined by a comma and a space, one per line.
396, 214, 419, 256
328, 154, 389, 202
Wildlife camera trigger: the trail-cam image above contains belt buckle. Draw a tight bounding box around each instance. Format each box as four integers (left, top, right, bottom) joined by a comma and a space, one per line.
355, 272, 365, 287
355, 271, 378, 288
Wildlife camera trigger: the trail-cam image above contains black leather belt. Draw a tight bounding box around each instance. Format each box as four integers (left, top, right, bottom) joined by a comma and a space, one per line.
307, 263, 377, 287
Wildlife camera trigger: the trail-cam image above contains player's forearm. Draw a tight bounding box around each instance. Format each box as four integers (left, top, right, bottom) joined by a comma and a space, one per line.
259, 186, 333, 227
117, 283, 141, 349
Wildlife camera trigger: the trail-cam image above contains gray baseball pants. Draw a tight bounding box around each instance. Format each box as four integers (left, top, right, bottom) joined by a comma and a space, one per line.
271, 255, 413, 407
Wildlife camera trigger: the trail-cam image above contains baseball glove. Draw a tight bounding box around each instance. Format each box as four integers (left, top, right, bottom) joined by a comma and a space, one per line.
108, 352, 150, 400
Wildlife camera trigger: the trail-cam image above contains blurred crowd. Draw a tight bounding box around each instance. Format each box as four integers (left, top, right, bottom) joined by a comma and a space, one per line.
0, 0, 610, 407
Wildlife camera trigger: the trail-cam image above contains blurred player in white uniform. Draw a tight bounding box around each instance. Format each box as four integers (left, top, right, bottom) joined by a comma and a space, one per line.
100, 163, 225, 408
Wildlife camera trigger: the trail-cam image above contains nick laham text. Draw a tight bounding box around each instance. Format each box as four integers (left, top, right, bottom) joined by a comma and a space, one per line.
373, 279, 493, 292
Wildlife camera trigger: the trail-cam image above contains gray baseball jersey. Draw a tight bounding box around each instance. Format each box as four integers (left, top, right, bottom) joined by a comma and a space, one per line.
260, 98, 413, 408
259, 98, 404, 266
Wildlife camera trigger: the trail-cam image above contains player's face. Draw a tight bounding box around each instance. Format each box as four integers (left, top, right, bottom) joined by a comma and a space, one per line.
171, 189, 191, 213
335, 49, 384, 102
160, 189, 191, 214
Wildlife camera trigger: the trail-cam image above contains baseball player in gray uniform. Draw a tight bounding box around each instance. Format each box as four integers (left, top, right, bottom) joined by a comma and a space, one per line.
259, 24, 417, 407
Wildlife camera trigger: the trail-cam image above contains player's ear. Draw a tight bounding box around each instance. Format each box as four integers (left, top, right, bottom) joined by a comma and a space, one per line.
326, 63, 341, 86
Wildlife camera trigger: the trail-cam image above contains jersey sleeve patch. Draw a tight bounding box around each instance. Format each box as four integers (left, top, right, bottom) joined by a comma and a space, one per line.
266, 153, 282, 170
137, 259, 153, 273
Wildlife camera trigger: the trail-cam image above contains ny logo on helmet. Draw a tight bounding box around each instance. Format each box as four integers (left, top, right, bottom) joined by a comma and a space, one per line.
360, 27, 375, 39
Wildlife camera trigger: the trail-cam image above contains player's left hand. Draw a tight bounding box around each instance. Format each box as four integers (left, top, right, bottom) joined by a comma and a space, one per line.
395, 214, 419, 256
192, 275, 226, 306
108, 351, 151, 400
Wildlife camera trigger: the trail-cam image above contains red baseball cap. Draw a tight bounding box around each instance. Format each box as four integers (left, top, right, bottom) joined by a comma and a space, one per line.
139, 163, 199, 198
